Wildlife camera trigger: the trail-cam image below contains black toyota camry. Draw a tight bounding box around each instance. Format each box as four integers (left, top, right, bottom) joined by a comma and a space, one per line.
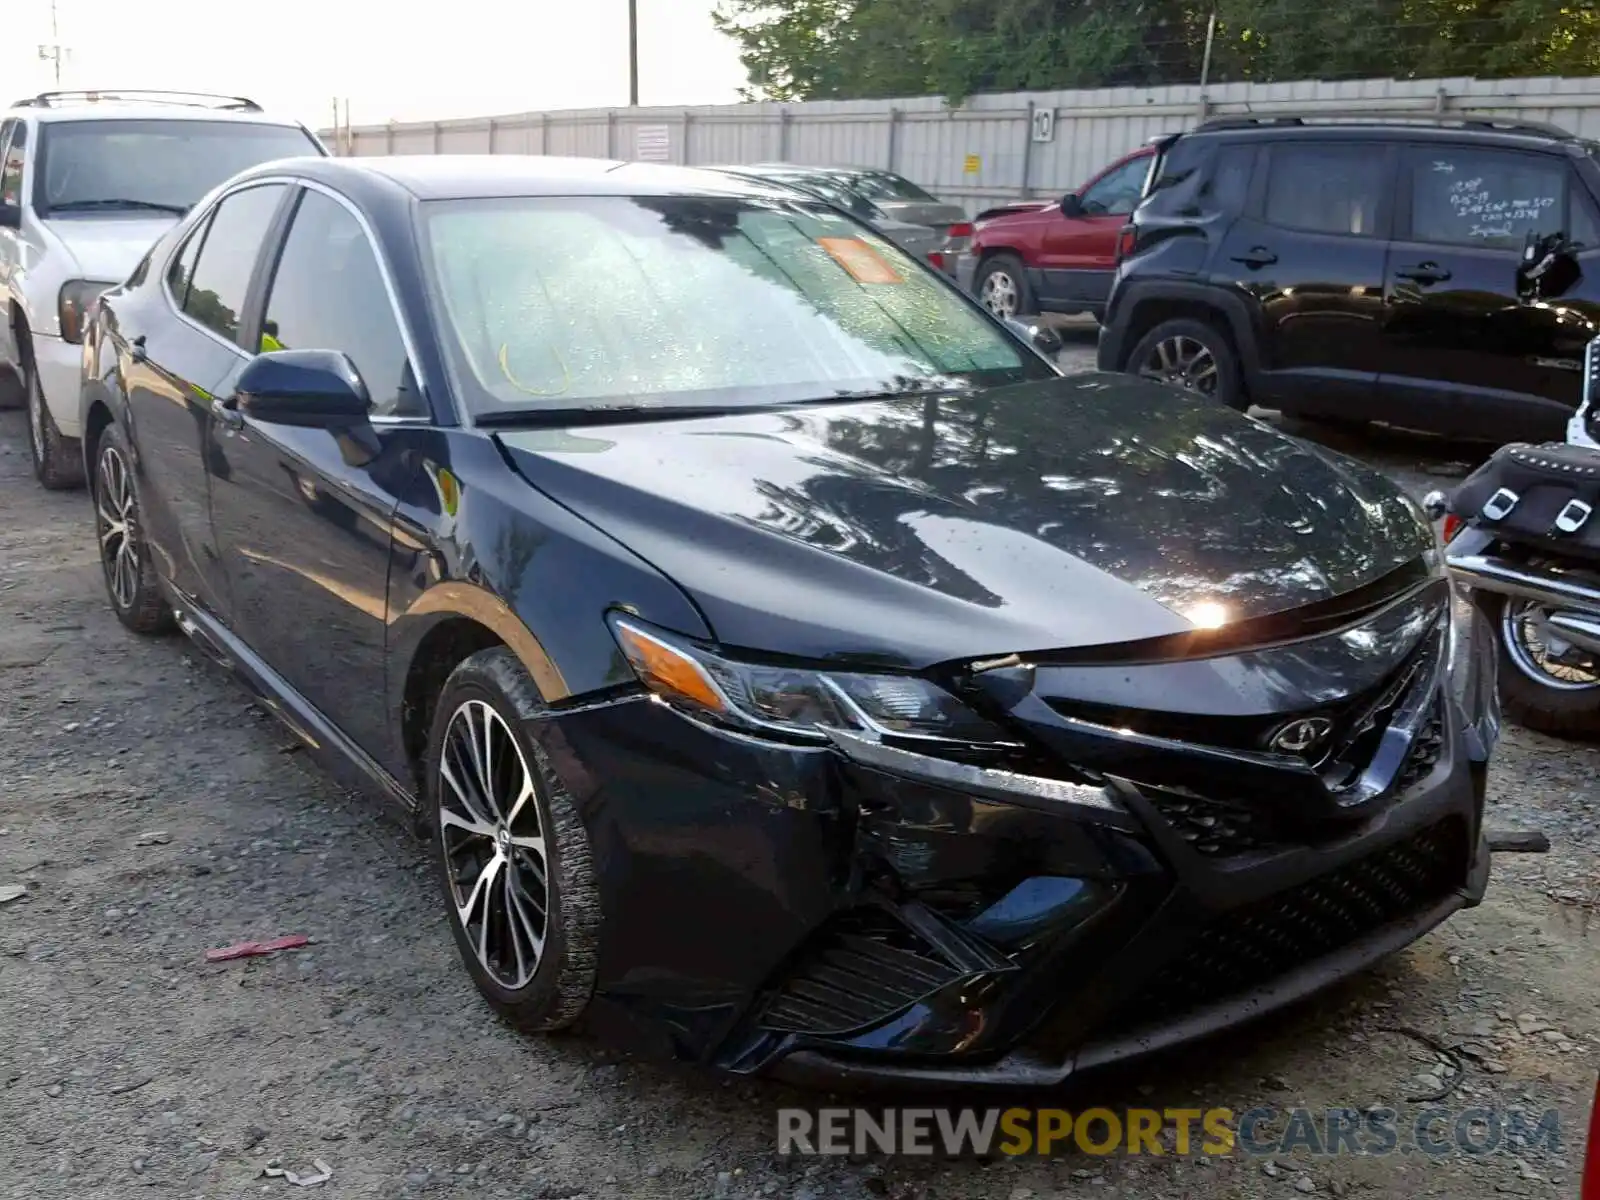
78, 154, 1501, 1088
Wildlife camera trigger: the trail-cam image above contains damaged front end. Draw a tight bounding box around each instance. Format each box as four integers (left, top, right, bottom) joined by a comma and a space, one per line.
539, 562, 1497, 1089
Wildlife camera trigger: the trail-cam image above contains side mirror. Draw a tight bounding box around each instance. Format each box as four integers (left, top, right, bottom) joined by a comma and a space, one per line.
232, 348, 370, 428
1517, 229, 1581, 300
1059, 193, 1084, 218
1004, 316, 1064, 357
0, 203, 20, 230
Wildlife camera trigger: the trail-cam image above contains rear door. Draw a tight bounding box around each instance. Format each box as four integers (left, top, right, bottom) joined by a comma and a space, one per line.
1377, 142, 1600, 442
1213, 138, 1394, 414
1035, 150, 1153, 313
128, 181, 290, 615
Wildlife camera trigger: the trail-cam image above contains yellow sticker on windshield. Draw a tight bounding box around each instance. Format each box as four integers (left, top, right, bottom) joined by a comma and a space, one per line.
818, 237, 904, 285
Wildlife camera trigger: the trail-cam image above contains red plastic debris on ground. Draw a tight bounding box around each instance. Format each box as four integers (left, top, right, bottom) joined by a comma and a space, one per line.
204, 934, 310, 963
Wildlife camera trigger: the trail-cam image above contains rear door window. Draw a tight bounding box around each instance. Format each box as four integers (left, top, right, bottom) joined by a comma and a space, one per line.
177, 184, 287, 344
1264, 143, 1387, 237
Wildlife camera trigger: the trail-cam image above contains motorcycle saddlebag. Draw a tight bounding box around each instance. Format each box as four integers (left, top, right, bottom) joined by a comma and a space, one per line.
1450, 441, 1600, 563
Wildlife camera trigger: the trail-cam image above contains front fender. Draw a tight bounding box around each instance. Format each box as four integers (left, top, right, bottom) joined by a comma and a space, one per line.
382, 428, 713, 764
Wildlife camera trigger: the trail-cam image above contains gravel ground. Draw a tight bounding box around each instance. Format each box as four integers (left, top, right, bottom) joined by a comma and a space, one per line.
1, 372, 1597, 1200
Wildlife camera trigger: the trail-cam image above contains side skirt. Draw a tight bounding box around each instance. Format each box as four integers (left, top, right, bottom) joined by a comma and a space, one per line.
163, 583, 420, 820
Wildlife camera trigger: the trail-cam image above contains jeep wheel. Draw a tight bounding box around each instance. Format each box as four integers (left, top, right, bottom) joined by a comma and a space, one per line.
1129, 317, 1245, 411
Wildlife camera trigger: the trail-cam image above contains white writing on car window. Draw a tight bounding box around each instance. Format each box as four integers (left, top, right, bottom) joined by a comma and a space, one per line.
1447, 176, 1555, 241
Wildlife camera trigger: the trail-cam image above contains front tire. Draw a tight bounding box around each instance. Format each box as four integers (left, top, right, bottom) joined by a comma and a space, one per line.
25, 352, 84, 490
1481, 592, 1600, 739
92, 421, 173, 636
1127, 316, 1245, 411
425, 647, 600, 1032
974, 253, 1035, 320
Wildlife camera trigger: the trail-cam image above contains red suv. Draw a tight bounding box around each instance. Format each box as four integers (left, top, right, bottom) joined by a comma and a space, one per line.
958, 145, 1157, 321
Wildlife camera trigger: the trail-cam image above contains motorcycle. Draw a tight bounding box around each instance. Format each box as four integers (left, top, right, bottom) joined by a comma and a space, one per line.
1426, 234, 1600, 738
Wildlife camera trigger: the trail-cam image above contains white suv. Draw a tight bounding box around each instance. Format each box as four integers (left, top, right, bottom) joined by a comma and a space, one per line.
0, 90, 327, 487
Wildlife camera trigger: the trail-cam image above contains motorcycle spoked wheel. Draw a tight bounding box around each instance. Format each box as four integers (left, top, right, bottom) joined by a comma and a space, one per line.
1479, 590, 1600, 740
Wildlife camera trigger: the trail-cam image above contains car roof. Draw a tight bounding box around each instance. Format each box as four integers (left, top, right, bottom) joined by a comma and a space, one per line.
11, 101, 305, 129
1181, 118, 1592, 157
268, 154, 808, 202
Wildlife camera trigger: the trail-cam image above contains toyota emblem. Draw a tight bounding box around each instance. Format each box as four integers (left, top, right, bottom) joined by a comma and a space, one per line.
1269, 716, 1335, 757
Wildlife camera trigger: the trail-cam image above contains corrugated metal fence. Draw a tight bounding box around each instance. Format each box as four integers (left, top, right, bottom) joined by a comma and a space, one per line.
329, 76, 1600, 215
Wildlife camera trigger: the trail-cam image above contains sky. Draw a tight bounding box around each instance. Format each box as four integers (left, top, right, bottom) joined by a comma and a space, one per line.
3, 0, 749, 129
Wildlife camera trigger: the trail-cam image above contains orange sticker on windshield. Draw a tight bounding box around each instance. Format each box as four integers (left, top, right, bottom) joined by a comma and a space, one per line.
817, 237, 904, 284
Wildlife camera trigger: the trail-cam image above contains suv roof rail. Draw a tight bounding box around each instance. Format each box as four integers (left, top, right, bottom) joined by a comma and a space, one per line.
10, 89, 263, 113
1193, 109, 1576, 141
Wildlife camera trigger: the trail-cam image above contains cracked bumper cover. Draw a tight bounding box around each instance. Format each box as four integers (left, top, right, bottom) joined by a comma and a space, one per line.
530, 602, 1497, 1089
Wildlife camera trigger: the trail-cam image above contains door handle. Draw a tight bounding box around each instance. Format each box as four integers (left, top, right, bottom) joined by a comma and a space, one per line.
215, 399, 244, 430
1396, 262, 1452, 285
1230, 247, 1278, 268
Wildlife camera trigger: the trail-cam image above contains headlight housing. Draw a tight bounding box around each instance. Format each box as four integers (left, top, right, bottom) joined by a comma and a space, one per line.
58, 279, 116, 345
608, 615, 1010, 746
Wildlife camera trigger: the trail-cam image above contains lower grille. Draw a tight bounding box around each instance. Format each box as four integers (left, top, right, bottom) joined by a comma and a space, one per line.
1144, 789, 1280, 857
1118, 819, 1466, 1026
755, 907, 965, 1037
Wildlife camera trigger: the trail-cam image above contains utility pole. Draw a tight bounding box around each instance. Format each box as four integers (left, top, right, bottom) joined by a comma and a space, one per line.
628, 0, 639, 107
38, 0, 68, 86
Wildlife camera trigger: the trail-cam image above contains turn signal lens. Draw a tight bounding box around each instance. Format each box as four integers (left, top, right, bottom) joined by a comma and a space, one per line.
607, 615, 1009, 745
611, 620, 727, 715
58, 279, 116, 345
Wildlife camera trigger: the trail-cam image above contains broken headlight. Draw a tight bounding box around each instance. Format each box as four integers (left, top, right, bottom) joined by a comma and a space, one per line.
608, 615, 1008, 745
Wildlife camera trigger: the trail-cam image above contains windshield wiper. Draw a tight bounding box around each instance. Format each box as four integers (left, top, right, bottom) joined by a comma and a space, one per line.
49, 198, 189, 215
475, 404, 769, 429
474, 384, 973, 429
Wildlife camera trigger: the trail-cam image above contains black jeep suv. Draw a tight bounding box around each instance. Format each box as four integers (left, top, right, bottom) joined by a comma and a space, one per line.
1096, 113, 1600, 443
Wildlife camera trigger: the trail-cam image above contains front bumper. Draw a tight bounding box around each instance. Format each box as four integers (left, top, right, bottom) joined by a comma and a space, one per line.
31, 331, 83, 439
532, 602, 1496, 1089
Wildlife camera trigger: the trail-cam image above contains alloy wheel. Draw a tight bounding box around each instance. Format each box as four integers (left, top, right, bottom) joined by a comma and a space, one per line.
96, 444, 141, 610
437, 699, 551, 990
1502, 599, 1600, 691
980, 270, 1019, 318
1139, 335, 1219, 396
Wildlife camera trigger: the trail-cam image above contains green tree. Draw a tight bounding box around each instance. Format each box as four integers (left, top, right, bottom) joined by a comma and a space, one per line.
714, 0, 1600, 103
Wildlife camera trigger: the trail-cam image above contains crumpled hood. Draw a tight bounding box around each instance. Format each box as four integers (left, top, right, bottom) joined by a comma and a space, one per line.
495, 372, 1433, 668
42, 216, 178, 283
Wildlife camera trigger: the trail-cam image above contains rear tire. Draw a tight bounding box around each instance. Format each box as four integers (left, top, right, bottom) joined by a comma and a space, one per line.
1127, 316, 1245, 411
974, 253, 1035, 320
91, 421, 173, 636
1480, 592, 1600, 739
425, 647, 600, 1033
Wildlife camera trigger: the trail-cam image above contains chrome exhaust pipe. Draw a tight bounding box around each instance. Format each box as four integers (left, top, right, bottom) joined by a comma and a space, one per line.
1446, 553, 1600, 611
1548, 611, 1600, 656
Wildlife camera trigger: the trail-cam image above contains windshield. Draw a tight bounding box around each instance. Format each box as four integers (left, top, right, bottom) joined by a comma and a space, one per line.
37, 119, 321, 215
420, 194, 1050, 417
847, 172, 942, 204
